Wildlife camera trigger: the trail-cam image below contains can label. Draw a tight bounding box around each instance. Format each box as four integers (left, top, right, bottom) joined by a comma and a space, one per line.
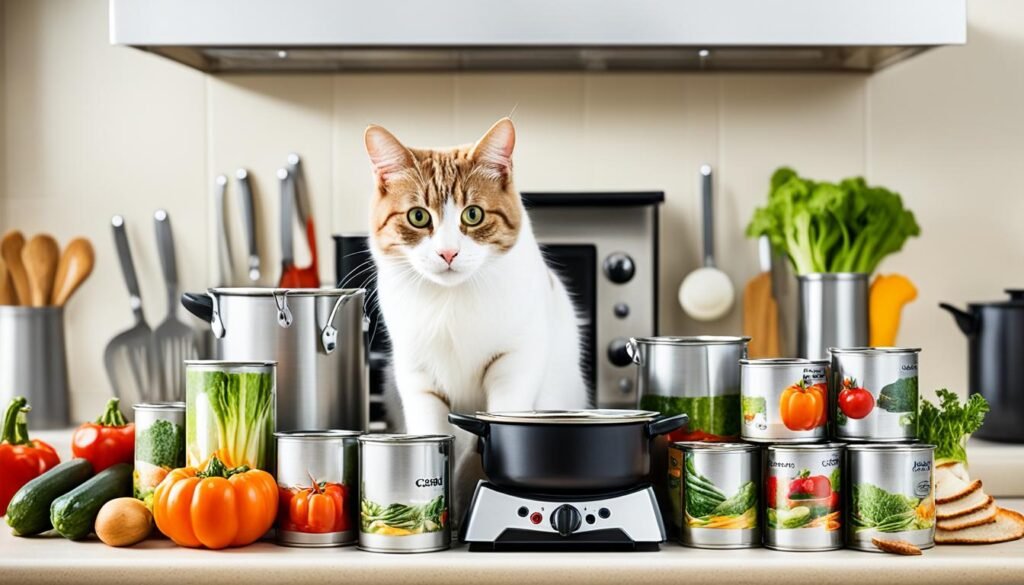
133, 407, 185, 509
276, 435, 359, 547
848, 449, 935, 551
765, 448, 842, 550
670, 445, 759, 548
832, 352, 918, 441
741, 364, 828, 442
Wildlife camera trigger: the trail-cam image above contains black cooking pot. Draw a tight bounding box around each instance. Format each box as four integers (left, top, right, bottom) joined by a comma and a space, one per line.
448, 410, 688, 492
941, 289, 1024, 442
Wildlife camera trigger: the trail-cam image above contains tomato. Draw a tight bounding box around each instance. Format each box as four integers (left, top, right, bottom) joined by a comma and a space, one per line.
787, 474, 831, 499
766, 475, 779, 508
279, 479, 349, 534
838, 378, 875, 419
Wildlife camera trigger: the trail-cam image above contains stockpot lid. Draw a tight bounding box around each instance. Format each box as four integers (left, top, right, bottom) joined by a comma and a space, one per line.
629, 335, 750, 347
671, 441, 760, 453
965, 289, 1024, 309
207, 287, 365, 297
358, 433, 453, 444
740, 357, 829, 367
474, 409, 660, 424
828, 347, 921, 355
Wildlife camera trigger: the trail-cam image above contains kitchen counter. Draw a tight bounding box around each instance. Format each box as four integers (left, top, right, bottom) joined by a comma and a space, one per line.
2, 503, 1023, 585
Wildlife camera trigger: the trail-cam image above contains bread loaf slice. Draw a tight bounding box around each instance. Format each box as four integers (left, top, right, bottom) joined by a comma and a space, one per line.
937, 489, 991, 519
936, 478, 982, 505
935, 508, 1024, 544
937, 500, 998, 531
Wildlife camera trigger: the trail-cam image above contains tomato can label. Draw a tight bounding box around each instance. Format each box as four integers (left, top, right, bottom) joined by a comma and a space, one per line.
740, 359, 829, 443
765, 444, 844, 551
847, 444, 935, 551
830, 348, 919, 441
133, 402, 185, 509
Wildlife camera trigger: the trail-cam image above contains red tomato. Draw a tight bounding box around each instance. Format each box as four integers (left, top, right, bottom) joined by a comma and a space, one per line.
838, 378, 875, 419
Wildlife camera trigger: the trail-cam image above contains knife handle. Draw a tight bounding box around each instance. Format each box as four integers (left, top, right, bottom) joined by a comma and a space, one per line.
236, 168, 261, 282
153, 209, 179, 311
111, 215, 144, 319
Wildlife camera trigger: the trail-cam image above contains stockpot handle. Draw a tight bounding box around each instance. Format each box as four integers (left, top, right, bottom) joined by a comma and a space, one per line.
645, 413, 688, 438
320, 292, 357, 354
626, 338, 642, 365
448, 412, 489, 437
181, 292, 213, 323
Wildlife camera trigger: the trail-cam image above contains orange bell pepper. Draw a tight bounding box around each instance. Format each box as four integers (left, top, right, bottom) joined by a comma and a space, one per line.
779, 380, 827, 431
152, 455, 278, 549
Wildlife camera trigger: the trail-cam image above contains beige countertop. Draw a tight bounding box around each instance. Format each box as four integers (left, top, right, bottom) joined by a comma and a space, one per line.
2, 504, 1024, 585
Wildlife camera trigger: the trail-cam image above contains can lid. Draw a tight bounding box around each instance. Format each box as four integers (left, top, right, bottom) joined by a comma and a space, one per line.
828, 347, 921, 355
767, 442, 846, 452
740, 358, 829, 367
474, 409, 659, 425
671, 441, 760, 453
133, 401, 186, 411
630, 335, 750, 347
358, 433, 454, 444
846, 443, 936, 452
184, 359, 277, 368
275, 430, 364, 440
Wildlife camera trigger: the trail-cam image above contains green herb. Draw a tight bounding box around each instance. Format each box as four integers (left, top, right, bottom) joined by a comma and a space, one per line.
135, 419, 184, 469
746, 167, 920, 275
877, 376, 919, 413
361, 494, 446, 534
851, 483, 918, 533
829, 467, 841, 493
711, 481, 757, 517
917, 389, 989, 466
186, 369, 274, 469
639, 394, 740, 438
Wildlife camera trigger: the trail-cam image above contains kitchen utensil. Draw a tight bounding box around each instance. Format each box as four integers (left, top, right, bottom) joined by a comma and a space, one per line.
628, 336, 749, 441
743, 236, 780, 358
679, 165, 734, 321
213, 174, 235, 287
797, 272, 869, 360
1, 230, 30, 305
104, 215, 160, 408
0, 306, 71, 429
180, 287, 368, 432
236, 168, 261, 283
288, 154, 320, 288
277, 168, 301, 288
153, 209, 199, 401
940, 290, 1024, 442
50, 237, 95, 306
829, 347, 920, 442
0, 257, 14, 305
21, 235, 60, 307
447, 410, 687, 492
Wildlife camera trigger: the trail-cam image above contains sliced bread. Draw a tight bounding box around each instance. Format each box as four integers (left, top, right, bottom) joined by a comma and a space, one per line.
936, 478, 983, 505
937, 462, 970, 484
935, 508, 1024, 544
937, 500, 998, 531
938, 490, 992, 519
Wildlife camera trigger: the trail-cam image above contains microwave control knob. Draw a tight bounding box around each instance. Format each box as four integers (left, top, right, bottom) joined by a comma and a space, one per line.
607, 338, 633, 368
603, 252, 635, 284
551, 505, 582, 537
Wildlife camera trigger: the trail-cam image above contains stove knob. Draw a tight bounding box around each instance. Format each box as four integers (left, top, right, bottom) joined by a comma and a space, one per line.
550, 505, 583, 537
603, 253, 635, 284
607, 338, 633, 368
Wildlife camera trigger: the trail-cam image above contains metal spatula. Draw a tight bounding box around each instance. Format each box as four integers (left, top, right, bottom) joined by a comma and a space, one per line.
153, 209, 199, 401
104, 215, 161, 408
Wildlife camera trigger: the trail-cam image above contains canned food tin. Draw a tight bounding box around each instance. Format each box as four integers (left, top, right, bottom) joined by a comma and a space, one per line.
829, 347, 920, 441
669, 442, 760, 548
185, 360, 276, 471
765, 443, 844, 551
740, 359, 829, 443
133, 402, 185, 508
275, 430, 363, 547
847, 443, 935, 552
358, 434, 453, 553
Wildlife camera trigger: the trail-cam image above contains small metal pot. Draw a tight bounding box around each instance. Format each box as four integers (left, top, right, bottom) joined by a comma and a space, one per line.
798, 273, 869, 360
448, 410, 688, 492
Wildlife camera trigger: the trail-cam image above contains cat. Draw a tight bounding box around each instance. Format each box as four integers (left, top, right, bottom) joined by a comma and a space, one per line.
364, 118, 589, 518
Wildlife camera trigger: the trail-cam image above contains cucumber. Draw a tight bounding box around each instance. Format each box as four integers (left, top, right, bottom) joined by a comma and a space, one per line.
6, 459, 94, 536
50, 463, 132, 540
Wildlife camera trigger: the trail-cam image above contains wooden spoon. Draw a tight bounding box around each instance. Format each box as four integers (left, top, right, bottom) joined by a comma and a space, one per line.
0, 256, 14, 305
21, 234, 60, 307
0, 230, 29, 305
51, 238, 95, 306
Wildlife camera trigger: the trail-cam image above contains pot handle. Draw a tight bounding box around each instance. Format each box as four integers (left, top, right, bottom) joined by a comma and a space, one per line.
626, 338, 642, 365
939, 303, 977, 335
448, 412, 488, 437
645, 413, 688, 439
181, 292, 213, 323
320, 293, 356, 355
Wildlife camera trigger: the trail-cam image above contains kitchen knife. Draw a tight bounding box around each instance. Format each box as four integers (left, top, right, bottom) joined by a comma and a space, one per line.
236, 168, 261, 283
214, 174, 235, 287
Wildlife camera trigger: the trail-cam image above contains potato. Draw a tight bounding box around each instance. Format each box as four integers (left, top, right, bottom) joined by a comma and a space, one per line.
95, 497, 153, 547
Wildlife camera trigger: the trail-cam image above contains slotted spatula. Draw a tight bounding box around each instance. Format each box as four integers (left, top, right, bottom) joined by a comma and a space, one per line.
104, 215, 161, 408
152, 209, 199, 401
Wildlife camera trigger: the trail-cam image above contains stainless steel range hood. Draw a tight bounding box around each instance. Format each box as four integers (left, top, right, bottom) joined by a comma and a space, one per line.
110, 0, 966, 73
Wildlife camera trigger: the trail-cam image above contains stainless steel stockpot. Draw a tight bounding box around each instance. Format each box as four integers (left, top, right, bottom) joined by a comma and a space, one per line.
182, 288, 368, 432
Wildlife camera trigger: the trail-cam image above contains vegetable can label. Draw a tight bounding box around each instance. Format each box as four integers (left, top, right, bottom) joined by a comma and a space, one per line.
849, 451, 935, 550
681, 452, 757, 531
833, 353, 918, 440
742, 365, 827, 440
766, 450, 841, 538
133, 417, 185, 509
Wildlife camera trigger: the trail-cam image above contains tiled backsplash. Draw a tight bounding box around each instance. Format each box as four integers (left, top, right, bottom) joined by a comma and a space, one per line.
3, 0, 1022, 419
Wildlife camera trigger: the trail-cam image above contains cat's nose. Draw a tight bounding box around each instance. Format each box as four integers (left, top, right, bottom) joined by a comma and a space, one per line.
439, 249, 459, 265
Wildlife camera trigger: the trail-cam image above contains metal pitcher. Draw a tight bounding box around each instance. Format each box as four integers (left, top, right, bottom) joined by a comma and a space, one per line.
181, 288, 368, 432
797, 273, 869, 360
0, 306, 70, 429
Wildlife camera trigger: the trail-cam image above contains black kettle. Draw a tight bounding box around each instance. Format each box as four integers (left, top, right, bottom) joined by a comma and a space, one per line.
940, 289, 1024, 443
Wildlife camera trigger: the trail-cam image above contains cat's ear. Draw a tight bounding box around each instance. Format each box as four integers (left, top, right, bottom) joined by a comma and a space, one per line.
365, 125, 415, 189
470, 118, 515, 180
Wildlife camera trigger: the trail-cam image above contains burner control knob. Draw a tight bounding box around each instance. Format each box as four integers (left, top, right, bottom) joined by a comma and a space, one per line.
603, 253, 635, 284
607, 338, 634, 368
550, 504, 583, 537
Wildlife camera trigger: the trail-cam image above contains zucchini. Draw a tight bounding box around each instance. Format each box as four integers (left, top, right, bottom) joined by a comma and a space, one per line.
6, 459, 94, 536
50, 463, 132, 540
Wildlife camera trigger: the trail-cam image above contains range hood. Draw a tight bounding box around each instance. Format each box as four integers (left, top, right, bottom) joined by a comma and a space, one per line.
110, 0, 966, 73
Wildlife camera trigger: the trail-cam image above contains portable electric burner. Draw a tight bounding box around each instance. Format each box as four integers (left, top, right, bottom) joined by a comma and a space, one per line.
461, 481, 666, 551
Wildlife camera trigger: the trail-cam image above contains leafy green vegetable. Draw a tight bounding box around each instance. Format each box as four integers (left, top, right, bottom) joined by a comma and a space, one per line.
741, 396, 765, 416
746, 167, 921, 275
361, 495, 446, 534
851, 483, 918, 533
187, 369, 274, 469
917, 389, 989, 466
684, 454, 726, 518
135, 419, 184, 469
878, 377, 919, 413
640, 394, 740, 438
829, 467, 841, 493
711, 481, 757, 517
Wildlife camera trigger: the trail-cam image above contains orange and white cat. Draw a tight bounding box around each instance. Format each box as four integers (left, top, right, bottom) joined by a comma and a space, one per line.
364, 118, 588, 511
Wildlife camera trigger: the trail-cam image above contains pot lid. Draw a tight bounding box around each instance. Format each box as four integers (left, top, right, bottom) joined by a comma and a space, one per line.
629, 335, 750, 347
965, 289, 1024, 308
207, 287, 364, 297
474, 409, 660, 424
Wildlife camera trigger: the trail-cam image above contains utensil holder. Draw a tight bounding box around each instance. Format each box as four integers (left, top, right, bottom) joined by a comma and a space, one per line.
797, 273, 869, 360
0, 306, 70, 429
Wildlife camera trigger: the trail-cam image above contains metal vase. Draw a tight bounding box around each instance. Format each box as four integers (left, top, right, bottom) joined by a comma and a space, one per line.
0, 306, 70, 429
797, 273, 869, 360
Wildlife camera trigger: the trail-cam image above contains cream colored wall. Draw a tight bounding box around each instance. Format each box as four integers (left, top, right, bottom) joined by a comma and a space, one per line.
1, 0, 1014, 420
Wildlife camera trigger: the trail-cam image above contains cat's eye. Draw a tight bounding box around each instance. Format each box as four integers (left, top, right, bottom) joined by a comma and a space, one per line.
461, 205, 485, 226
407, 207, 431, 228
